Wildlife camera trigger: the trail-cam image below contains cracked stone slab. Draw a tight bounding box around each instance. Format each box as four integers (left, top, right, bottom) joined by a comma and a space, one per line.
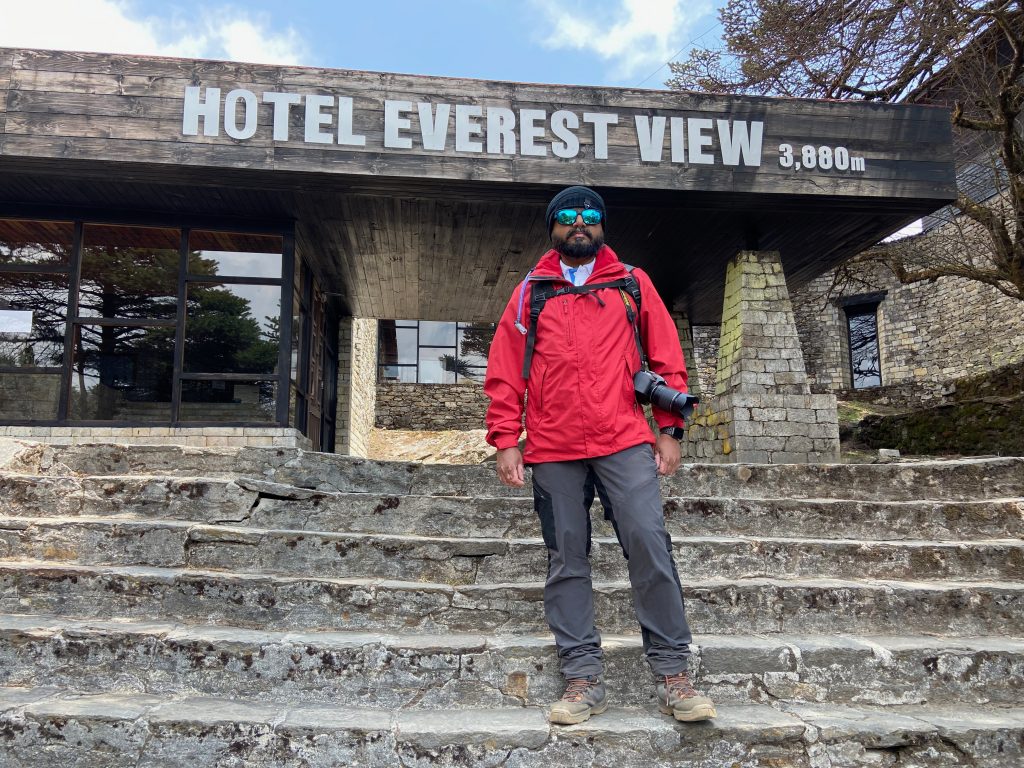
0, 685, 60, 710
1, 613, 1021, 710
6, 472, 1024, 543
2, 561, 1022, 637
148, 696, 283, 726
2, 686, 1022, 767
790, 703, 1024, 766
784, 702, 938, 745
25, 690, 164, 721
396, 707, 550, 750
5, 516, 1021, 583
11, 442, 1024, 501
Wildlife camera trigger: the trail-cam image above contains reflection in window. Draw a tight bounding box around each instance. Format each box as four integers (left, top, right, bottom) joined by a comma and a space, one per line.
184, 284, 280, 374
0, 273, 68, 368
0, 219, 73, 266
378, 320, 495, 383
80, 225, 180, 321
180, 379, 278, 422
189, 230, 283, 279
69, 324, 175, 420
847, 304, 882, 389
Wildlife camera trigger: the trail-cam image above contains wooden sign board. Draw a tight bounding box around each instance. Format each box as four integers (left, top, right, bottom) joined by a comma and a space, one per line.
0, 48, 956, 202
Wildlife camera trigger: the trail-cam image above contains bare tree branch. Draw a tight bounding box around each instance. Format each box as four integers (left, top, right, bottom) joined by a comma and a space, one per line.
671, 0, 1024, 303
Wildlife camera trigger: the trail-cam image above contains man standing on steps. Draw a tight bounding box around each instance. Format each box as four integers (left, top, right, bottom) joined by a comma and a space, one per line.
483, 185, 716, 725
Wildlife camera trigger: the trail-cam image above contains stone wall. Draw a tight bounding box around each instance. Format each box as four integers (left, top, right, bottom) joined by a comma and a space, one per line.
691, 326, 719, 400
0, 425, 311, 449
376, 382, 489, 430
790, 273, 850, 392
790, 241, 1024, 403
336, 317, 378, 456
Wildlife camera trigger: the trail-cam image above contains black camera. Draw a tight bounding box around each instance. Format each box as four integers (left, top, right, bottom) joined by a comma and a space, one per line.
633, 370, 699, 420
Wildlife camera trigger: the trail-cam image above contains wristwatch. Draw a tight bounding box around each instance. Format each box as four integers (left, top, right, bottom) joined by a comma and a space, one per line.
659, 426, 685, 440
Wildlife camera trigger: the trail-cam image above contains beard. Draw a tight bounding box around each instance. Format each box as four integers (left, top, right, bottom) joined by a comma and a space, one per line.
553, 230, 604, 261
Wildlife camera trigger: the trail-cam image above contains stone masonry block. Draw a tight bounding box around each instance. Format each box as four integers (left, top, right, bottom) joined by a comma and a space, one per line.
807, 423, 840, 439
772, 451, 811, 464
732, 449, 771, 463
784, 436, 814, 452
765, 421, 811, 437
751, 408, 787, 422
764, 359, 792, 373
788, 409, 817, 424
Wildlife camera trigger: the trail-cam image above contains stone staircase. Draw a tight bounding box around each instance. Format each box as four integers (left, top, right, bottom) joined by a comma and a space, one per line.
0, 441, 1022, 766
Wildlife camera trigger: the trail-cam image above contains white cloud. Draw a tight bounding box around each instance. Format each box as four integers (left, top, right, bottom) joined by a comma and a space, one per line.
0, 0, 307, 65
533, 0, 714, 84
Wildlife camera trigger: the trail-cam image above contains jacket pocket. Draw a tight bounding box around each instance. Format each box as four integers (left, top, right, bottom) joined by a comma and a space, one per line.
622, 355, 638, 415
525, 362, 547, 432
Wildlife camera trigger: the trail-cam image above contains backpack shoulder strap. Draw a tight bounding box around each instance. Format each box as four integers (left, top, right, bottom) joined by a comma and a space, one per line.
520, 278, 558, 379
517, 264, 643, 380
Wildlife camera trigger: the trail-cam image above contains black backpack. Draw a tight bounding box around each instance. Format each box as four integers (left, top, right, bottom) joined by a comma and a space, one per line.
513, 265, 643, 379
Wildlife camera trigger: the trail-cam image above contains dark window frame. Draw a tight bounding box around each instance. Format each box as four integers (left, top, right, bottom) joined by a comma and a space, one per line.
0, 211, 298, 428
844, 300, 883, 390
377, 319, 492, 384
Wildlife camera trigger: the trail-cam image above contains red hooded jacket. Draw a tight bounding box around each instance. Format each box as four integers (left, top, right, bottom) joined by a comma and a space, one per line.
484, 245, 689, 464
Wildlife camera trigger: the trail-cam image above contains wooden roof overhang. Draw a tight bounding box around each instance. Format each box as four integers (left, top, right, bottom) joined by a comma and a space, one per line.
0, 48, 957, 324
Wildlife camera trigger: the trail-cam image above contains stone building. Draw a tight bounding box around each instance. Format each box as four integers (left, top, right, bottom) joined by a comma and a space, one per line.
0, 47, 957, 463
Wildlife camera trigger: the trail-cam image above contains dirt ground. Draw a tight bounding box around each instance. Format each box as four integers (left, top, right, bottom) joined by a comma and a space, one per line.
368, 428, 495, 464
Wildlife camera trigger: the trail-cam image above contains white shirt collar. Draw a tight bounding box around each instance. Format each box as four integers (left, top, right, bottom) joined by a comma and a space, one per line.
560, 259, 595, 286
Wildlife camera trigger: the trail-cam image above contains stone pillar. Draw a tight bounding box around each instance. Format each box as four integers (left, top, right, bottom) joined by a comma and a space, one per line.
335, 317, 378, 456
685, 251, 839, 464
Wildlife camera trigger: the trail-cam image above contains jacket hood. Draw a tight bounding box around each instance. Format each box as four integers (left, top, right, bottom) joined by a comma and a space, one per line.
529, 245, 628, 282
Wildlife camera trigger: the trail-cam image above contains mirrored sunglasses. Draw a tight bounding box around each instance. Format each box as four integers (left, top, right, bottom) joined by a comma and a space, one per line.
554, 208, 603, 226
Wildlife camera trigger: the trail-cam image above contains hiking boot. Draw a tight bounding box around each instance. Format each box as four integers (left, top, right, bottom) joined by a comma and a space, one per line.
656, 671, 716, 722
548, 676, 608, 725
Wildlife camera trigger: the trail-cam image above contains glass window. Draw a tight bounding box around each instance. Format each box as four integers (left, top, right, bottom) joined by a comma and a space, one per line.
180, 379, 278, 422
68, 323, 174, 420
379, 324, 417, 366
377, 320, 495, 383
189, 231, 283, 279
379, 364, 417, 383
847, 305, 882, 389
458, 323, 494, 381
419, 321, 456, 347
0, 273, 68, 368
418, 348, 453, 384
184, 284, 280, 374
0, 219, 73, 267
80, 225, 180, 321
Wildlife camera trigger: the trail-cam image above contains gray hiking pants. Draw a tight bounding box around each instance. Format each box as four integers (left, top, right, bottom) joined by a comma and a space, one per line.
531, 443, 693, 679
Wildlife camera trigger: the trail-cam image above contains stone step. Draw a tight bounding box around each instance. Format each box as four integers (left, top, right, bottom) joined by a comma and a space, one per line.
2, 561, 1022, 636
0, 614, 1020, 709
1, 686, 1022, 767
6, 441, 1024, 501
2, 473, 1024, 544
4, 473, 1023, 542
1, 517, 1021, 584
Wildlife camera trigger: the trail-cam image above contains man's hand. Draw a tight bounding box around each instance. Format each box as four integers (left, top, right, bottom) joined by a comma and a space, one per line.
654, 433, 681, 476
496, 446, 525, 487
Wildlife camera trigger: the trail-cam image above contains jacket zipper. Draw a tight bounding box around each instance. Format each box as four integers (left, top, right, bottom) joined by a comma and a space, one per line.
562, 298, 573, 347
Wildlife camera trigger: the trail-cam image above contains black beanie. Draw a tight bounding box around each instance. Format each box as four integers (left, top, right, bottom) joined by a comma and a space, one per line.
545, 185, 606, 232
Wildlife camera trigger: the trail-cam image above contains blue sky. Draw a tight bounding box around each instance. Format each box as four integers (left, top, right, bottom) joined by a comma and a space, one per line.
1, 0, 724, 89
